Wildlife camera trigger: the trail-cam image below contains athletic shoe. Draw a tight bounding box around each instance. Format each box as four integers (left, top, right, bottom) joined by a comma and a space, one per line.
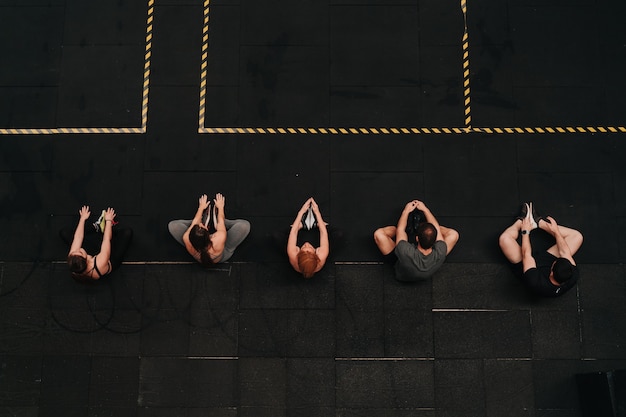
93, 210, 106, 232
516, 203, 528, 221
530, 202, 543, 227
527, 202, 538, 230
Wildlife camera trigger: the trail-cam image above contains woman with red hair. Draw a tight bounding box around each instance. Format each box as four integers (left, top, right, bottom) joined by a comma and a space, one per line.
286, 198, 330, 278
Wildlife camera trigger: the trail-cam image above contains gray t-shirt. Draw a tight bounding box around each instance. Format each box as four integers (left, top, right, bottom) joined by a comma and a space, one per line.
394, 240, 448, 281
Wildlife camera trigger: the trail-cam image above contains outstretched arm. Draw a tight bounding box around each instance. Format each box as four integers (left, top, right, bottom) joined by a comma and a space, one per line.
191, 194, 210, 227
183, 194, 210, 245
311, 198, 329, 269
520, 215, 536, 272
287, 198, 312, 271
211, 193, 227, 253
395, 201, 417, 244
69, 206, 90, 255
415, 200, 443, 241
97, 207, 116, 265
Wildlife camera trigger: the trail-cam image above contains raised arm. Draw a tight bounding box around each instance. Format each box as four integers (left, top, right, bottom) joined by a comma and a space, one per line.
395, 200, 417, 244
210, 193, 227, 253
520, 214, 537, 272
310, 198, 329, 270
96, 207, 116, 267
287, 198, 312, 271
183, 194, 210, 245
415, 200, 443, 241
192, 194, 210, 227
69, 206, 91, 255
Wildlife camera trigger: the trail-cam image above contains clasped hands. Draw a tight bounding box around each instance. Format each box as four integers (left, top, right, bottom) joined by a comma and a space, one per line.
404, 199, 427, 213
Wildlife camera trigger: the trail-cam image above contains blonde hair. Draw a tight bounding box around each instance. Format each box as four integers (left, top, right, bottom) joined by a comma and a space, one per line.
297, 251, 319, 279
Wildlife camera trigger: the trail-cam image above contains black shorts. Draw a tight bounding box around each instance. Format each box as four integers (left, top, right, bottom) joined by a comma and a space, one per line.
510, 261, 524, 279
383, 251, 397, 265
511, 260, 551, 293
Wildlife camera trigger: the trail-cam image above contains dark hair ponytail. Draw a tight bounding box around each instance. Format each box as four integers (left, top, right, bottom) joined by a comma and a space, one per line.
189, 225, 214, 265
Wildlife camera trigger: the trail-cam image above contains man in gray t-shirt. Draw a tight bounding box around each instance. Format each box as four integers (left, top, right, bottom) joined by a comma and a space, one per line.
374, 200, 459, 281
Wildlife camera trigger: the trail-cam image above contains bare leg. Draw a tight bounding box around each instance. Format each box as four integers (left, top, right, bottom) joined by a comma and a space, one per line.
539, 219, 583, 257
440, 225, 459, 255
374, 226, 397, 256
499, 219, 523, 264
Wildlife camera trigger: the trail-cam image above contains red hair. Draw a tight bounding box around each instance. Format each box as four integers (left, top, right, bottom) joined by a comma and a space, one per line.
297, 251, 319, 279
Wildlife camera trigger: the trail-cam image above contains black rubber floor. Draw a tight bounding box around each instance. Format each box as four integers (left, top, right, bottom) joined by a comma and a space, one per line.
1, 0, 626, 415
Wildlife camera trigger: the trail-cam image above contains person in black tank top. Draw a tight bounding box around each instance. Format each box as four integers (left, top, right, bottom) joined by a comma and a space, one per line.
60, 205, 133, 282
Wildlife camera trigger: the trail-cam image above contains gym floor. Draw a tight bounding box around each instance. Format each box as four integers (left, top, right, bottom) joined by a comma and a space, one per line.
1, 0, 625, 415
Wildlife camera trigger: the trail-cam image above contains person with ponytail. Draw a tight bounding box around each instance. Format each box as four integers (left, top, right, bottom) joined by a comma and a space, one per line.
168, 193, 250, 265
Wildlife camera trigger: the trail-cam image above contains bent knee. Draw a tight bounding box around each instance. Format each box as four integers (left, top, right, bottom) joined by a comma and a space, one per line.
119, 227, 133, 239
373, 228, 388, 244
445, 228, 460, 243
167, 221, 179, 235
235, 219, 251, 235
571, 229, 584, 250
443, 229, 460, 253
574, 229, 583, 242
498, 232, 511, 249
